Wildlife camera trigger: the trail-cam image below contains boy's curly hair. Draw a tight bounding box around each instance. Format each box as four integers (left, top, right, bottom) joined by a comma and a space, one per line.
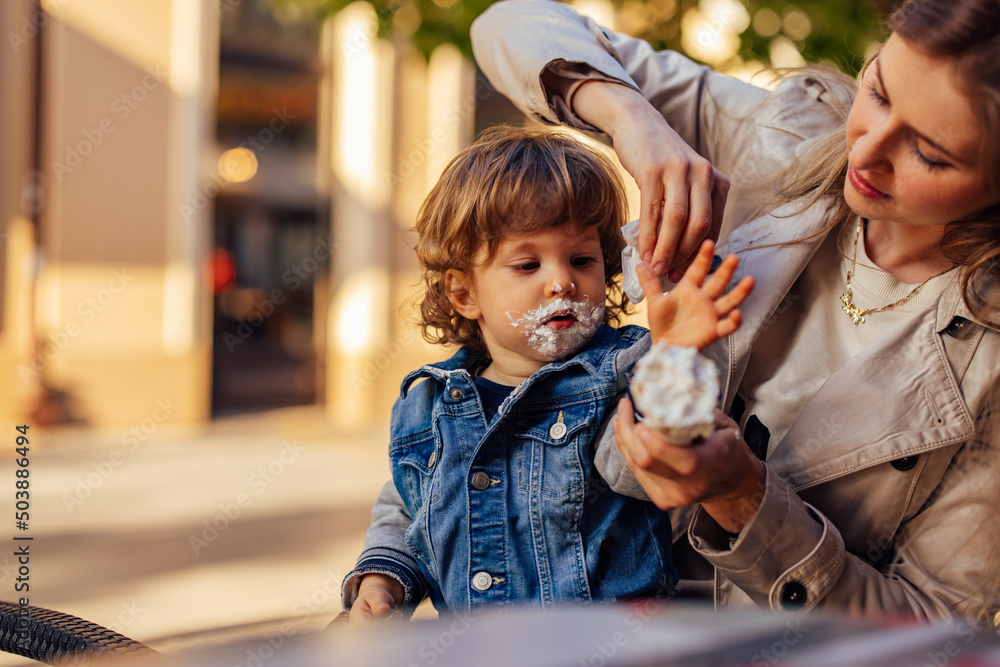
415, 125, 632, 352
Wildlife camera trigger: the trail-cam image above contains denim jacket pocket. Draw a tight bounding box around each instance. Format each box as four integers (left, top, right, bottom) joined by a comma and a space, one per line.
516, 403, 598, 500
392, 430, 441, 508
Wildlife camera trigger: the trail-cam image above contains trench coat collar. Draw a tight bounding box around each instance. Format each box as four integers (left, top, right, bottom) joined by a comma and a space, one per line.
713, 199, 978, 490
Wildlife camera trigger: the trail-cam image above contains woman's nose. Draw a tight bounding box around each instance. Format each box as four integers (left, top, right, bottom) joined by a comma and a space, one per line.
851, 122, 895, 173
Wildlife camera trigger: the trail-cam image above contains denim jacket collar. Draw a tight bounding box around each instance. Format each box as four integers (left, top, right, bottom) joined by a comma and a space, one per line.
399, 324, 626, 399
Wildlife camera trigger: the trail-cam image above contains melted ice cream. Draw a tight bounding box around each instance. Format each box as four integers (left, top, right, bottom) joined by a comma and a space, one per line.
630, 343, 719, 443
506, 297, 604, 360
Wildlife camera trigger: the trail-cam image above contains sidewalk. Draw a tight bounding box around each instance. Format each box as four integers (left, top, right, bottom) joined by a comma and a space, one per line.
0, 406, 396, 662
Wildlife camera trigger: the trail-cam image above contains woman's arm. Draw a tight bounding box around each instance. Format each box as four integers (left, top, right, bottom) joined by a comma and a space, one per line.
615, 398, 1000, 620
471, 0, 771, 277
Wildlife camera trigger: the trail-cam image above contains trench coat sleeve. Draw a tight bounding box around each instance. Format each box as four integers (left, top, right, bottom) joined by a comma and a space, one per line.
473, 1, 768, 184
690, 443, 1000, 620
592, 328, 652, 499
341, 480, 429, 612
592, 397, 650, 500
471, 0, 849, 236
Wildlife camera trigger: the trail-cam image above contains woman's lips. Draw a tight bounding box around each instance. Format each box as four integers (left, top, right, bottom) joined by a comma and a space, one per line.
848, 167, 891, 200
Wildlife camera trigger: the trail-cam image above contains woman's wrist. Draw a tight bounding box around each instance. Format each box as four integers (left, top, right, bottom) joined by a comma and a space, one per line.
573, 79, 656, 139
699, 456, 767, 534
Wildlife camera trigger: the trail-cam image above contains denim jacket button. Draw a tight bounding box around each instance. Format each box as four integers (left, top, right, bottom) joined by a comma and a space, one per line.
471, 571, 492, 591
471, 471, 491, 490
549, 422, 568, 439
449, 388, 463, 400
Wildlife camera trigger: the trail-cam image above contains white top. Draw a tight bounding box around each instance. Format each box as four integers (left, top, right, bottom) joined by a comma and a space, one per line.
738, 219, 957, 456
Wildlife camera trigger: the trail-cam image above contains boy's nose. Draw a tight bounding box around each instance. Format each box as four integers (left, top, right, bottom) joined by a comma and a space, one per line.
545, 278, 576, 298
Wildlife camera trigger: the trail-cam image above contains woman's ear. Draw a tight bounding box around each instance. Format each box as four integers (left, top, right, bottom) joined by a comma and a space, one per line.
445, 269, 481, 320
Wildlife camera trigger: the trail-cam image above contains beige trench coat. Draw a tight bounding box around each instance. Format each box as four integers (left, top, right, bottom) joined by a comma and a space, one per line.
472, 0, 1000, 621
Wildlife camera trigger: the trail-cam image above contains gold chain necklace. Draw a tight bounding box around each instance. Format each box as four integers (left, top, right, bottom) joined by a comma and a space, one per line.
839, 221, 950, 326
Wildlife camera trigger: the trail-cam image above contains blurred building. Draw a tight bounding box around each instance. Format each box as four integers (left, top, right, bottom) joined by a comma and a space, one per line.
0, 0, 524, 429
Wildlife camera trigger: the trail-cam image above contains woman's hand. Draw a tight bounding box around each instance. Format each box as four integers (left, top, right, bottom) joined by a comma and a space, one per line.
613, 401, 766, 534
574, 80, 730, 281
641, 239, 754, 350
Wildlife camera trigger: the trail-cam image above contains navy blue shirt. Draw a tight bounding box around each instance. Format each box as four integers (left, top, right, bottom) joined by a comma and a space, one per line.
474, 375, 515, 422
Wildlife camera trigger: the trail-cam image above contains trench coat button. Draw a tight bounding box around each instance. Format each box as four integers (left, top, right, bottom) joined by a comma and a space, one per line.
944, 317, 970, 338
891, 456, 918, 471
780, 582, 807, 609
471, 471, 491, 490
472, 571, 492, 591
449, 388, 463, 400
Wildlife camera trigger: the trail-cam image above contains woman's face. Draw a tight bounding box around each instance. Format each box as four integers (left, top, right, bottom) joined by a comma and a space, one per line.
845, 34, 998, 229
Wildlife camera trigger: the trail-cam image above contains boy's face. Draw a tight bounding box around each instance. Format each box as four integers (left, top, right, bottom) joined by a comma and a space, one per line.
448, 223, 607, 384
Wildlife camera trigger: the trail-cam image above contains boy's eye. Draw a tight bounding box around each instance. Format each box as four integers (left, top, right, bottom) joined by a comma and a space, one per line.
571, 256, 598, 268
513, 261, 540, 272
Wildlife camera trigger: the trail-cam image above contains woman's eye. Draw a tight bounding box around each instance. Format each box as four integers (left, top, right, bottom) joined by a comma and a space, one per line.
912, 144, 949, 171
867, 81, 888, 107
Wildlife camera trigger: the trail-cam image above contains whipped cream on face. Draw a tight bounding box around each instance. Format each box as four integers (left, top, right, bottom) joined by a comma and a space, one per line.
630, 344, 719, 444
505, 297, 604, 360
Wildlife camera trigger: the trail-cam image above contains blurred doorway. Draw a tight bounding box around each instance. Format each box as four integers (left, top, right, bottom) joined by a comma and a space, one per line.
211, 2, 326, 415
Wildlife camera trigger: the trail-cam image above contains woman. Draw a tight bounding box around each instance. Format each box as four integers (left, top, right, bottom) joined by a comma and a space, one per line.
471, 0, 1000, 621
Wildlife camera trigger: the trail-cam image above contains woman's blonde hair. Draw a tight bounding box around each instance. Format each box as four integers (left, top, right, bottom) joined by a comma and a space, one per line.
777, 0, 1000, 325
414, 125, 631, 352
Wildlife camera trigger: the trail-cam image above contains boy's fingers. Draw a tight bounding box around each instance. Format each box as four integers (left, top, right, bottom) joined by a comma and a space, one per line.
636, 261, 665, 299
350, 604, 374, 621
713, 277, 755, 314
701, 254, 738, 296
371, 599, 395, 618
715, 310, 742, 338
678, 239, 715, 287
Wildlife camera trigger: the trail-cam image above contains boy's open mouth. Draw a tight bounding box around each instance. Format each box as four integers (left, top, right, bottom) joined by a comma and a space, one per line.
545, 311, 577, 330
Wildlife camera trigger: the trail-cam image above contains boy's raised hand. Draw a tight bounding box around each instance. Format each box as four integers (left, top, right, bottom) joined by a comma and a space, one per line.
639, 239, 754, 350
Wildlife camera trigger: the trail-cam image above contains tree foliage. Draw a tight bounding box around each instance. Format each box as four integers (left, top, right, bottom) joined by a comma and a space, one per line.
272, 0, 888, 74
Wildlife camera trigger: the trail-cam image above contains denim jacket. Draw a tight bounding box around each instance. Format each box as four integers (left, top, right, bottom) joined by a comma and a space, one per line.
343, 324, 677, 614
